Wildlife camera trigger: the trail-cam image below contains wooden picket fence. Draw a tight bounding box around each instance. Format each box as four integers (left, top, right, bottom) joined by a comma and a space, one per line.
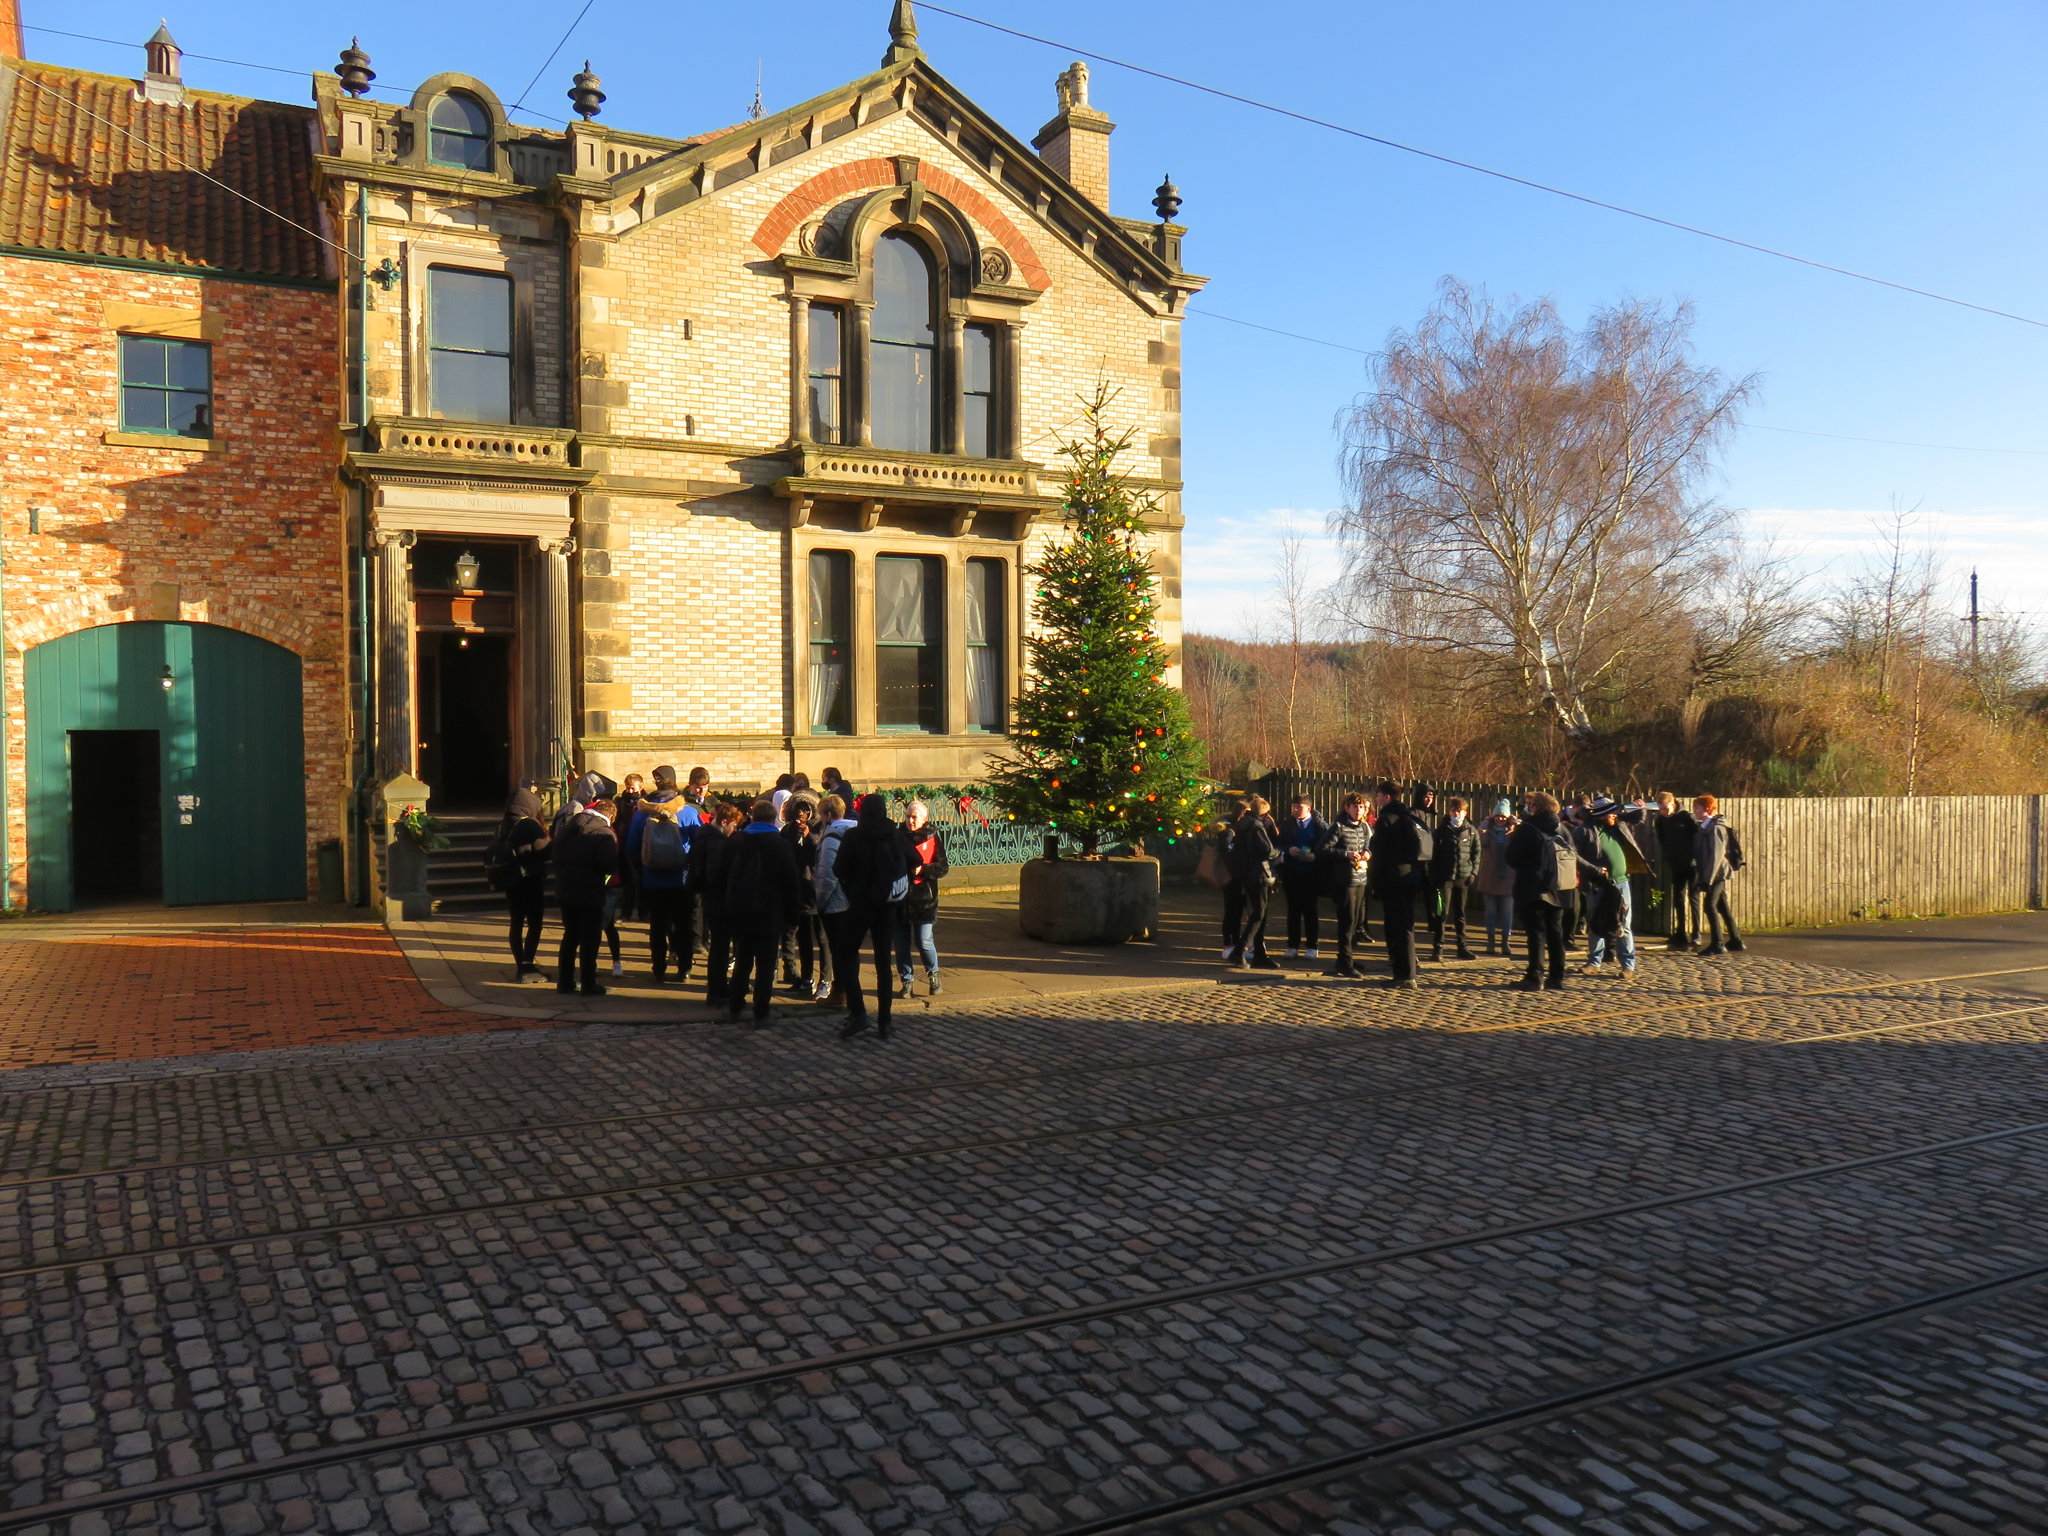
1246, 770, 2048, 931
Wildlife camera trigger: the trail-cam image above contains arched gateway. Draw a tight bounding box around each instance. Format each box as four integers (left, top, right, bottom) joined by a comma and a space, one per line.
24, 623, 307, 910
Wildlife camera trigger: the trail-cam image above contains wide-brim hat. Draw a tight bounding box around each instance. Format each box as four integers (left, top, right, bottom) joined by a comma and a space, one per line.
1586, 796, 1621, 816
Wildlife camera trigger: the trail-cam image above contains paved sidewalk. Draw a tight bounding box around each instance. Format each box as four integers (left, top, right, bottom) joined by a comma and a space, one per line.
0, 903, 504, 1071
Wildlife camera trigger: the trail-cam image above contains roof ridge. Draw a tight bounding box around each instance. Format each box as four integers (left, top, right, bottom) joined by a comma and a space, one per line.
9, 56, 313, 115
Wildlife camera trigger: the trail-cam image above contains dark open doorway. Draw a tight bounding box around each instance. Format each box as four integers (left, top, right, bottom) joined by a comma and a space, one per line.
70, 729, 162, 905
418, 632, 513, 809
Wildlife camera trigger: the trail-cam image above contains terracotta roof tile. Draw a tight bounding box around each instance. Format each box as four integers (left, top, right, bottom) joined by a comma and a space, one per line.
0, 62, 327, 281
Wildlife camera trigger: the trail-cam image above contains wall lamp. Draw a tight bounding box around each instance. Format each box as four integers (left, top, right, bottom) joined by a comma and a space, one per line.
159, 665, 174, 693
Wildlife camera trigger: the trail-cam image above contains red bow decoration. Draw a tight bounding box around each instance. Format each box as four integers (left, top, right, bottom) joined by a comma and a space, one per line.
956, 793, 992, 829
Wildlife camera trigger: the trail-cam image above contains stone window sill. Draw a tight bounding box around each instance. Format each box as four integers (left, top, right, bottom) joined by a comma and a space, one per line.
102, 430, 222, 453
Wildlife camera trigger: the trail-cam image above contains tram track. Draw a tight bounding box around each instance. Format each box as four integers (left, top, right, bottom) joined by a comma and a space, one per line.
4, 958, 2042, 1194
5, 996, 2045, 1283
5, 1100, 2048, 1532
1044, 1257, 2048, 1535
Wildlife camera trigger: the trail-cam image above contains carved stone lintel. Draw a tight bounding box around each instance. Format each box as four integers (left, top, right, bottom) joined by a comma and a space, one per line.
788, 495, 814, 530
858, 499, 884, 532
947, 505, 974, 538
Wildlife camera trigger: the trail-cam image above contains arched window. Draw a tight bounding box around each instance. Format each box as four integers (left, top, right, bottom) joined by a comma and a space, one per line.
870, 233, 937, 452
429, 93, 492, 170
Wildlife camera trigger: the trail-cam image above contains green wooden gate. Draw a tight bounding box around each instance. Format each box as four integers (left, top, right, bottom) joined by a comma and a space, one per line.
25, 623, 307, 910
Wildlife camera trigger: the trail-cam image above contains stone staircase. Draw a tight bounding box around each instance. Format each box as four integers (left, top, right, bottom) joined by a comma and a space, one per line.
424, 813, 504, 916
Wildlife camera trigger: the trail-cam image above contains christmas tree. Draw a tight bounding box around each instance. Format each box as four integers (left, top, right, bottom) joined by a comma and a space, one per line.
985, 389, 1208, 855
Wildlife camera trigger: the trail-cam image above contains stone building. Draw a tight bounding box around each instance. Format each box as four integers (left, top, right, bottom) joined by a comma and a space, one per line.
0, 22, 345, 911
321, 0, 1201, 806
0, 0, 1201, 910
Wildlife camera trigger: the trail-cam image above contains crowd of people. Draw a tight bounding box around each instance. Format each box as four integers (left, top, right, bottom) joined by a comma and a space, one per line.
1208, 783, 1746, 991
489, 765, 949, 1038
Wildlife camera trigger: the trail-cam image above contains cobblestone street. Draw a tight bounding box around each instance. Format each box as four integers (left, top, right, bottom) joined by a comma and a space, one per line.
4, 927, 2048, 1536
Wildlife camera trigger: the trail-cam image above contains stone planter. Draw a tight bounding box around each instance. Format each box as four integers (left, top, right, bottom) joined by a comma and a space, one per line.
1018, 855, 1160, 944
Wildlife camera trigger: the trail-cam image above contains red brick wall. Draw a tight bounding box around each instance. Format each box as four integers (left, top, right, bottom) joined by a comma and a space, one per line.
0, 255, 344, 908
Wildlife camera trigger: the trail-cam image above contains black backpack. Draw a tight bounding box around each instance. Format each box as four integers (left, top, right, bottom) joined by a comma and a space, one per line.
483, 836, 516, 891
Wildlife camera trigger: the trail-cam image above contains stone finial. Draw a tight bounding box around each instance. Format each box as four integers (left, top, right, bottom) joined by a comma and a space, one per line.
1056, 60, 1090, 112
568, 60, 605, 120
335, 38, 375, 99
1152, 174, 1181, 222
884, 0, 921, 65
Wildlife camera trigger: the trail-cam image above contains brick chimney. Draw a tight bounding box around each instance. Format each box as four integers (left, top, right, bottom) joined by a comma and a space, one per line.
1, 0, 26, 60
1033, 60, 1113, 208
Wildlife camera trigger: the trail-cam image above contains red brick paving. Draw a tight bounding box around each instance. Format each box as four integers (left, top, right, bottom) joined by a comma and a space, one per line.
0, 925, 523, 1071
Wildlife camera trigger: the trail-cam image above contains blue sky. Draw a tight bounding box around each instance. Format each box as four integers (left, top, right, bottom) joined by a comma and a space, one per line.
35, 0, 2048, 634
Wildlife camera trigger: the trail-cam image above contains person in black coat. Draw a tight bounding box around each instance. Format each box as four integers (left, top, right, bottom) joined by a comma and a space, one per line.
779, 795, 823, 998
1313, 793, 1374, 979
1652, 791, 1701, 949
722, 800, 807, 1025
1505, 791, 1612, 992
691, 802, 744, 1005
1273, 795, 1330, 960
497, 784, 553, 983
828, 794, 912, 1039
1428, 796, 1482, 962
1370, 781, 1429, 987
552, 799, 620, 996
1221, 796, 1280, 970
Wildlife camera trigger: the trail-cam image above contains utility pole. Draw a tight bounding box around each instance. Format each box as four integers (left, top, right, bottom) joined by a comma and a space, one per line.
1967, 567, 1982, 673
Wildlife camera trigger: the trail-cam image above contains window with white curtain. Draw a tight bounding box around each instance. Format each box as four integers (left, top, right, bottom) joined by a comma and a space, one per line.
875, 554, 942, 731
966, 558, 1004, 732
807, 550, 852, 734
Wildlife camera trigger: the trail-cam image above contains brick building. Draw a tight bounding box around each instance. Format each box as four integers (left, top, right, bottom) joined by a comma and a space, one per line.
324, 0, 1201, 810
0, 0, 1200, 910
0, 24, 344, 911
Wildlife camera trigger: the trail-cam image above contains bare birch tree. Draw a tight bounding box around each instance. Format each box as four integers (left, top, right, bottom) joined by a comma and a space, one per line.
1333, 280, 1753, 738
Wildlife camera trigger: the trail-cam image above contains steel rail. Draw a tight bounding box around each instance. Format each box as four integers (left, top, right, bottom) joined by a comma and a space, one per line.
5, 959, 2041, 1191
5, 1108, 2048, 1531
5, 999, 2044, 1284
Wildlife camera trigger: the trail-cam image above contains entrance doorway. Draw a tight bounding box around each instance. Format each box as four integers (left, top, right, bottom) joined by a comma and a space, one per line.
417, 631, 513, 809
69, 729, 162, 905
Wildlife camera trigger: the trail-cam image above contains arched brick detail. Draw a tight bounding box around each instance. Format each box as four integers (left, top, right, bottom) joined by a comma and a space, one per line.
751, 157, 1051, 291
7, 588, 320, 660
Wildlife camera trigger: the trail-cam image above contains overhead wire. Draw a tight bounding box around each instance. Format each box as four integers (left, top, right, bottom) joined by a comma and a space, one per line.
507, 0, 600, 120
0, 56, 357, 264
917, 3, 2048, 332
19, 22, 573, 125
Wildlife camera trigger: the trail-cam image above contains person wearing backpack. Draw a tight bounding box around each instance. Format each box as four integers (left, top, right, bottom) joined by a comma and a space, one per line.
1369, 781, 1431, 988
826, 794, 911, 1039
626, 772, 700, 986
491, 784, 553, 983
721, 799, 806, 1025
1505, 791, 1611, 992
895, 799, 951, 997
1691, 793, 1747, 955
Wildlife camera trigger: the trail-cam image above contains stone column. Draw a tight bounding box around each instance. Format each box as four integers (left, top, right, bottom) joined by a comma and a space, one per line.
534, 534, 576, 782
1004, 319, 1027, 461
371, 528, 416, 781
942, 313, 968, 457
788, 293, 812, 442
850, 301, 874, 448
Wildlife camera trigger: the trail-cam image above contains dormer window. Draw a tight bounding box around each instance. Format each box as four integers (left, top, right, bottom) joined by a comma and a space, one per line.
429, 93, 492, 170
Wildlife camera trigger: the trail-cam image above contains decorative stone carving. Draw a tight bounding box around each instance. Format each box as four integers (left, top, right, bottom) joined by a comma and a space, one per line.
978, 247, 1012, 284
797, 220, 834, 257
